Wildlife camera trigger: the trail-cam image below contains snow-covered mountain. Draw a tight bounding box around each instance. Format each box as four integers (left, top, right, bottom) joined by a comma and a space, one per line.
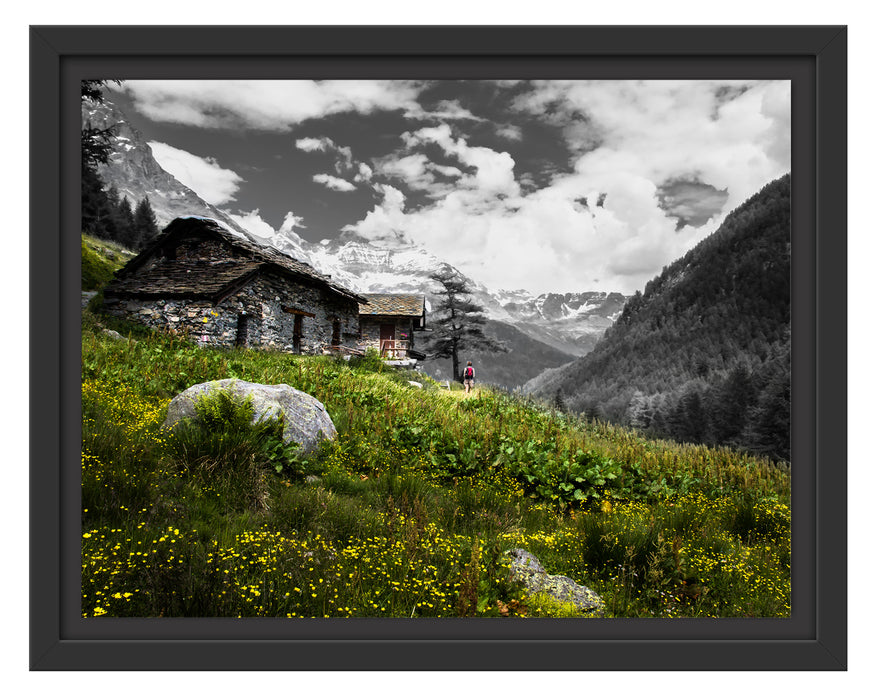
82, 98, 256, 242
86, 95, 628, 358
495, 291, 628, 355
310, 236, 449, 298
300, 238, 625, 355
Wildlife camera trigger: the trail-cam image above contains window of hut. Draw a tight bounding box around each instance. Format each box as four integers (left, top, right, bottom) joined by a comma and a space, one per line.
332, 319, 341, 348
236, 313, 249, 347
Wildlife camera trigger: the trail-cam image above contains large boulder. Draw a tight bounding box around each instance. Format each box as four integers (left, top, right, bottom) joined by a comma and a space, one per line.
163, 379, 336, 454
505, 548, 604, 615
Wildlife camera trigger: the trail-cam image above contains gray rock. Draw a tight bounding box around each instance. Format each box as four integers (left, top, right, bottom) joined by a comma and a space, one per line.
101, 329, 127, 341
506, 548, 604, 615
81, 291, 98, 309
163, 378, 337, 454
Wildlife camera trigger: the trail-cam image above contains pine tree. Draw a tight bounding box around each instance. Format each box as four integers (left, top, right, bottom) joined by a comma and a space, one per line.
133, 197, 160, 249
668, 390, 707, 445
116, 196, 137, 248
554, 388, 567, 413
710, 364, 756, 446
745, 353, 790, 462
81, 80, 120, 237
81, 165, 114, 237
625, 390, 653, 430
424, 266, 507, 382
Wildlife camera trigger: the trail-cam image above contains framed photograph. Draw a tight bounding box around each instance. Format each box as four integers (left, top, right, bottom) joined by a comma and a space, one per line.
30, 25, 846, 671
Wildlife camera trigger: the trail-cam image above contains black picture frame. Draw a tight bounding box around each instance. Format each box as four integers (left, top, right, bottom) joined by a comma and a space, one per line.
30, 25, 846, 671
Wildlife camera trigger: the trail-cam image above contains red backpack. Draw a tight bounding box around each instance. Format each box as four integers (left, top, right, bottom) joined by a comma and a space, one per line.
464, 366, 474, 379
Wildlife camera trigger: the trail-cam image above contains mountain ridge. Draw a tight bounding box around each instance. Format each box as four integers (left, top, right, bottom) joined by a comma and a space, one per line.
525, 173, 792, 461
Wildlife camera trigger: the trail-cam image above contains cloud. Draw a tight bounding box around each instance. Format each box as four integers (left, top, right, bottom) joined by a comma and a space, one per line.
117, 80, 425, 131
497, 124, 524, 141
313, 173, 357, 192
513, 80, 790, 205
346, 167, 714, 294
227, 209, 277, 239
374, 152, 461, 197
405, 99, 484, 122
297, 135, 369, 185
294, 137, 334, 152
229, 209, 310, 251
354, 162, 374, 183
279, 212, 307, 232
147, 141, 243, 205
402, 124, 519, 197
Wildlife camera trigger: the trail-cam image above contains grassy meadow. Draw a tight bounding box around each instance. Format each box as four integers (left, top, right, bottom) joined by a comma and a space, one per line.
81, 306, 791, 619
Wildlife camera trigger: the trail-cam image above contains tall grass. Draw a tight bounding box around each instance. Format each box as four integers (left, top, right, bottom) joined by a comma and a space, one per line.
81, 316, 790, 618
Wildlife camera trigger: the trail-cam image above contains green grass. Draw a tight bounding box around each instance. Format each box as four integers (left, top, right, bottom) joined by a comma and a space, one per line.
81, 234, 134, 291
81, 312, 791, 619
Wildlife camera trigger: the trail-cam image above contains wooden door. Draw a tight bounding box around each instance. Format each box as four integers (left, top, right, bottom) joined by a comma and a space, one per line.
292, 315, 302, 354
380, 323, 395, 356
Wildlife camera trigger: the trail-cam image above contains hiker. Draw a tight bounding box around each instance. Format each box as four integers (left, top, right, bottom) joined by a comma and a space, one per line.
463, 361, 475, 394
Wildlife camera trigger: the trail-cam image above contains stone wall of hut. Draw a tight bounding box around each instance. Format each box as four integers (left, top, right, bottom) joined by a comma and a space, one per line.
103, 270, 360, 353
359, 316, 417, 354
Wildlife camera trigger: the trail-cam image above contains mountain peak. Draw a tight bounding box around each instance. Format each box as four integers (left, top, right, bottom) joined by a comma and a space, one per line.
84, 98, 254, 242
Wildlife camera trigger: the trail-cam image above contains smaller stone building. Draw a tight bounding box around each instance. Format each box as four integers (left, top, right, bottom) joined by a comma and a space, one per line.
358, 294, 426, 360
102, 217, 366, 353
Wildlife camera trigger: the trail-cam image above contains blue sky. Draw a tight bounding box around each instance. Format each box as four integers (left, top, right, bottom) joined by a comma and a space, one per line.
109, 79, 790, 295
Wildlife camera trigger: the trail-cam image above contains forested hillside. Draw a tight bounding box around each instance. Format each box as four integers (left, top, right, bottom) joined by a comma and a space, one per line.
528, 174, 791, 462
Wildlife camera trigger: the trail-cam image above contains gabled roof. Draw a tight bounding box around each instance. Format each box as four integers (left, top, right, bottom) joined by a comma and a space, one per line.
358, 293, 426, 318
103, 260, 262, 301
105, 217, 366, 303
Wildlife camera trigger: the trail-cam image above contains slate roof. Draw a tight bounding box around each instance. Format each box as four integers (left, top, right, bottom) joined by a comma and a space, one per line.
103, 260, 262, 300
104, 217, 366, 303
358, 293, 425, 318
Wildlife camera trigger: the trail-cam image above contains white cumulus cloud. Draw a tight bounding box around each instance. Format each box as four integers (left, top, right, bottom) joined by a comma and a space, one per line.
147, 141, 243, 206
401, 123, 519, 197
227, 209, 277, 239
229, 209, 310, 250
280, 212, 308, 233
117, 80, 425, 131
313, 173, 357, 192
294, 137, 334, 152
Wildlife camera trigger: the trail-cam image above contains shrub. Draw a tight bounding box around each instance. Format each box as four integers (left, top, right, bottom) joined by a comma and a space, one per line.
164, 389, 288, 511
351, 346, 385, 374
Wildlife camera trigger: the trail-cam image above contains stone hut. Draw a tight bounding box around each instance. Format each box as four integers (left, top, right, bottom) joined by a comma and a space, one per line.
358, 293, 426, 361
102, 216, 367, 354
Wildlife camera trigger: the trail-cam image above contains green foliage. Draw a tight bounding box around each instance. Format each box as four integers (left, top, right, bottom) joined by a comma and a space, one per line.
351, 346, 385, 373
494, 440, 623, 507
81, 318, 790, 619
517, 592, 591, 618
577, 493, 790, 617
192, 389, 263, 434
